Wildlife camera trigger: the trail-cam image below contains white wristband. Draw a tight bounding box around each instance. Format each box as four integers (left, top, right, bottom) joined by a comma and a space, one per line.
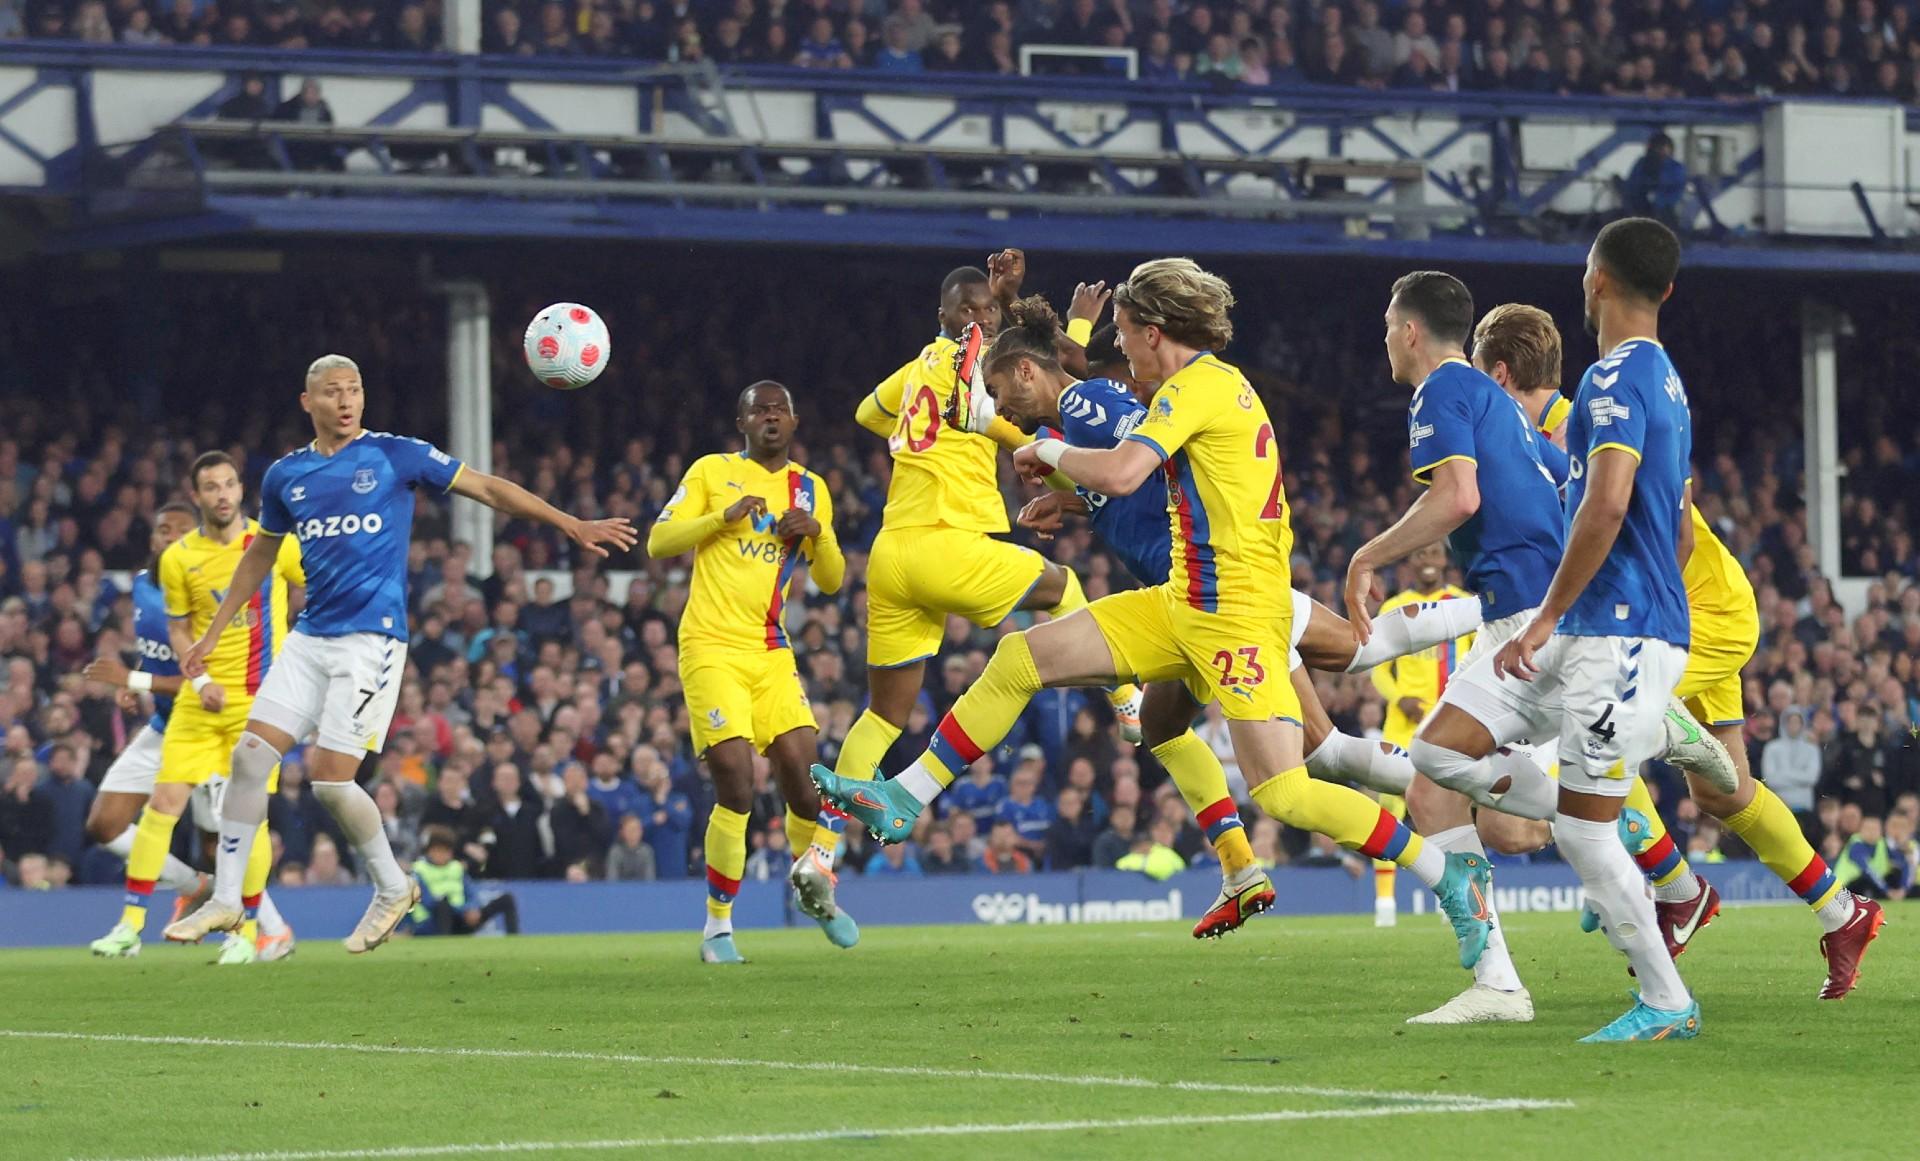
1032, 439, 1068, 470
127, 671, 153, 693
191, 674, 213, 694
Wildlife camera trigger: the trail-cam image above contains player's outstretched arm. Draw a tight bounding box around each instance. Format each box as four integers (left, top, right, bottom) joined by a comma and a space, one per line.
180, 532, 283, 679
450, 470, 637, 559
1345, 459, 1480, 642
82, 654, 185, 698
1494, 448, 1637, 680
1014, 438, 1158, 497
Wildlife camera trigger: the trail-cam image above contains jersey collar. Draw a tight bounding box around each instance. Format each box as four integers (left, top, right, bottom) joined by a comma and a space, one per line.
1604, 336, 1663, 357
1416, 356, 1471, 388
307, 429, 369, 457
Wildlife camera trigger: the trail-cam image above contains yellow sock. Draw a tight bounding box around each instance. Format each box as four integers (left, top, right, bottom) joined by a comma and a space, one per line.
1250, 767, 1428, 870
1046, 566, 1086, 617
240, 820, 270, 944
833, 709, 901, 782
703, 806, 749, 926
1373, 793, 1406, 895
1152, 732, 1254, 875
1623, 776, 1690, 886
120, 806, 182, 933
1724, 782, 1842, 910
783, 807, 816, 859
920, 633, 1042, 789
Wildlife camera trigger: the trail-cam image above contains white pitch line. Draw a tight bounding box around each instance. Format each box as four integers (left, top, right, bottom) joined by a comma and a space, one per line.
0, 1029, 1547, 1108
81, 1101, 1576, 1161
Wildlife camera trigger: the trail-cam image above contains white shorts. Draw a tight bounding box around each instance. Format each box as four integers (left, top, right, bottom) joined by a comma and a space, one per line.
1552, 636, 1689, 797
98, 725, 165, 796
251, 630, 407, 757
98, 725, 224, 830
1286, 587, 1310, 670
1439, 608, 1561, 746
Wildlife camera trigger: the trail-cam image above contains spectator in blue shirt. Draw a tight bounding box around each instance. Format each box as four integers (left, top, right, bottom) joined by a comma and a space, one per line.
1622, 131, 1689, 230
795, 16, 852, 68
867, 841, 925, 876
945, 755, 1008, 826
35, 744, 94, 866
875, 17, 924, 71
995, 765, 1055, 865
1022, 689, 1087, 782
586, 753, 647, 825
638, 764, 692, 878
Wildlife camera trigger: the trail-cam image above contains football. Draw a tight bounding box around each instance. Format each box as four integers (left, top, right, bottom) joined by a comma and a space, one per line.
523, 302, 610, 389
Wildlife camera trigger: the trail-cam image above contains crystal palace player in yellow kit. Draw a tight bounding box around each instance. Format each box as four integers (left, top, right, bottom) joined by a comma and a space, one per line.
815, 258, 1496, 967
122, 452, 304, 964
827, 256, 1141, 800
649, 382, 857, 964
1483, 303, 1885, 998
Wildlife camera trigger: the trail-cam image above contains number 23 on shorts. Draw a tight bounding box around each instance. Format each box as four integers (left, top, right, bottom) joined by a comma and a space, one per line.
1211, 646, 1267, 687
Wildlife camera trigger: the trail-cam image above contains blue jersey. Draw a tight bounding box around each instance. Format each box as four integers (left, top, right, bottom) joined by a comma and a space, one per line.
258, 431, 465, 641
1407, 360, 1564, 619
1054, 378, 1172, 586
131, 570, 178, 733
1561, 339, 1692, 646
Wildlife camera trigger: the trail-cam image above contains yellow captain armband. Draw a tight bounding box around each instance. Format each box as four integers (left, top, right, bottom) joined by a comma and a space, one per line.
1065, 318, 1094, 347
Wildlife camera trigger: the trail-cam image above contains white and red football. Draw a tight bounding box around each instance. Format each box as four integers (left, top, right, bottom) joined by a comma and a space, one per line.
523, 302, 610, 390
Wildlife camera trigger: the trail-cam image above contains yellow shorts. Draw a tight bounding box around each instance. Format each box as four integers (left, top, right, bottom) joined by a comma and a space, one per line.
1675, 607, 1759, 727
865, 525, 1048, 669
1089, 584, 1302, 723
159, 698, 279, 792
683, 648, 817, 757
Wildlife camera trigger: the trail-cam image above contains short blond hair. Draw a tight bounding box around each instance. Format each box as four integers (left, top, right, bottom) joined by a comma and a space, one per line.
1113, 258, 1235, 350
305, 353, 360, 388
1471, 303, 1561, 392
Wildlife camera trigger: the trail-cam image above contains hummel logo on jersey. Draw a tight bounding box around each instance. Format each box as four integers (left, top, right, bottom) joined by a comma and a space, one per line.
352, 468, 378, 494
1063, 393, 1107, 427
1589, 397, 1631, 426
289, 485, 306, 502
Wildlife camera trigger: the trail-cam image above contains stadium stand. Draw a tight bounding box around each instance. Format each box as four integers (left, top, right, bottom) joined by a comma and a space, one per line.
13, 0, 1920, 105
0, 259, 1913, 899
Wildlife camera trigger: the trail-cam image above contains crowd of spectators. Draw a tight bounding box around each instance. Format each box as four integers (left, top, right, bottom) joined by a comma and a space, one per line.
12, 0, 1920, 105
0, 255, 1914, 911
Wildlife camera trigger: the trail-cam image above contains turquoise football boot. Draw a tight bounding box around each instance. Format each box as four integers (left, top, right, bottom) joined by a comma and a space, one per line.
1432, 851, 1495, 969
1579, 992, 1701, 1042
699, 933, 745, 965
808, 765, 920, 844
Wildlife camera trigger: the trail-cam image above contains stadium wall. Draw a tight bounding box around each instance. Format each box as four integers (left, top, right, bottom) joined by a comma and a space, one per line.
0, 864, 1802, 949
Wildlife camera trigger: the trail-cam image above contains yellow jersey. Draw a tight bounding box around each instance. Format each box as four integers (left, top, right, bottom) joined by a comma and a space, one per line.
1370, 584, 1476, 747
1684, 505, 1755, 626
159, 519, 305, 698
858, 337, 1009, 534
649, 453, 845, 655
1124, 353, 1291, 617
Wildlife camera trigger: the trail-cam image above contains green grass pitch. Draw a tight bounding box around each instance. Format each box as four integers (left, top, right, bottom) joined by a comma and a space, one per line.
2, 904, 1908, 1160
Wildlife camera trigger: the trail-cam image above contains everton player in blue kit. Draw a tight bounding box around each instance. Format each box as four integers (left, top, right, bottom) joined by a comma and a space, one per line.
166, 354, 637, 954
1345, 271, 1568, 1025
1494, 219, 1700, 1041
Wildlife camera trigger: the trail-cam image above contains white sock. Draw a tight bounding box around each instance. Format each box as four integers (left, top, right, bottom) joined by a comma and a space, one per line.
1348, 599, 1485, 672
1652, 865, 1703, 904
256, 890, 289, 937
313, 780, 407, 894
1486, 750, 1558, 821
213, 733, 279, 909
105, 824, 202, 893
1405, 840, 1447, 888
1816, 890, 1859, 933
1429, 825, 1525, 992
702, 915, 732, 939
895, 764, 944, 807
1558, 812, 1690, 1011
1305, 732, 1414, 795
